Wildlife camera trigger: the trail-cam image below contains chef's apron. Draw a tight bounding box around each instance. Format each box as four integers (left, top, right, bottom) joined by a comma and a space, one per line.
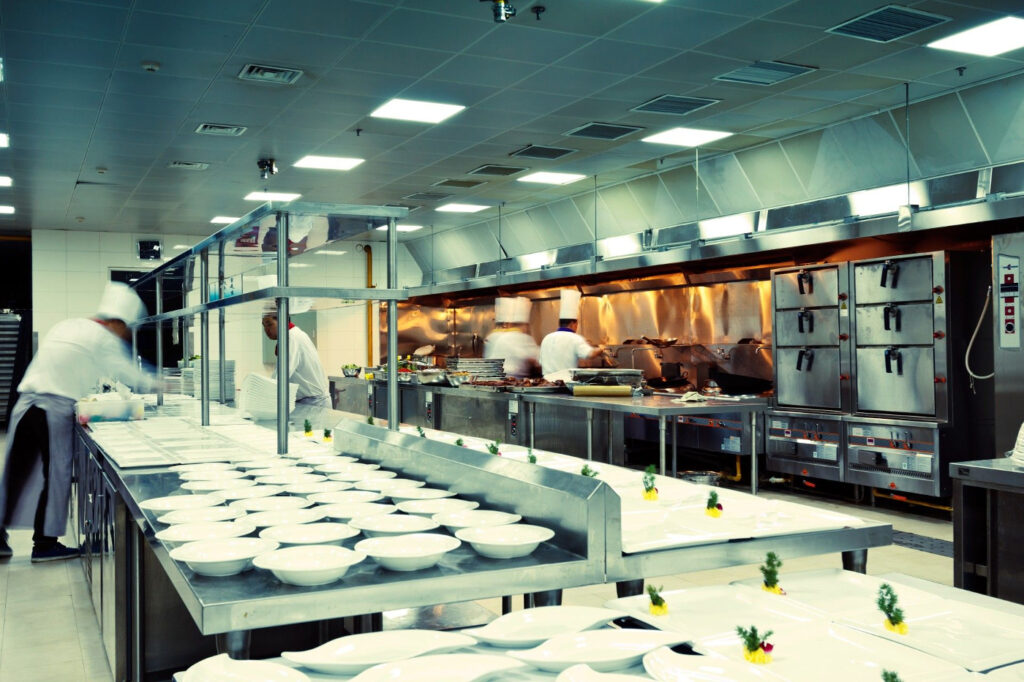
0, 392, 76, 538
296, 394, 331, 409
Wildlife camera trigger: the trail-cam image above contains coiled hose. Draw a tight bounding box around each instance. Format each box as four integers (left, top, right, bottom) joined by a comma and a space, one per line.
966, 285, 995, 381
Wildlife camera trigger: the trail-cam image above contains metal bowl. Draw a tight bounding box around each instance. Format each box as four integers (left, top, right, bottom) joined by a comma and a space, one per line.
678, 470, 722, 487
397, 372, 414, 383
341, 367, 361, 378
416, 369, 448, 386
445, 372, 475, 387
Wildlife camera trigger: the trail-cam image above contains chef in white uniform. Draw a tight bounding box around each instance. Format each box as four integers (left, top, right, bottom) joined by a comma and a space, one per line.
484, 297, 540, 378
540, 290, 605, 376
0, 282, 155, 562
261, 306, 331, 408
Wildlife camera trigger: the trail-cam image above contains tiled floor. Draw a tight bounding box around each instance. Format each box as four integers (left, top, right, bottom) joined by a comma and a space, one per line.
0, 480, 954, 682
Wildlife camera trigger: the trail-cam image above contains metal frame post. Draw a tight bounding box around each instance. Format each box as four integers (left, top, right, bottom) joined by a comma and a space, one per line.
386, 217, 399, 430
199, 249, 210, 426
218, 244, 226, 404
155, 276, 163, 407
276, 212, 290, 454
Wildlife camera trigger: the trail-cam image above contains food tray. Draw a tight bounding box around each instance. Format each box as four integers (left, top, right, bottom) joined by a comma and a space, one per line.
506, 385, 567, 393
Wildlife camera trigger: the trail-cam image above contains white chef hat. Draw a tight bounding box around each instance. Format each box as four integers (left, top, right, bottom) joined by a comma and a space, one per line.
263, 298, 313, 316
509, 296, 532, 323
494, 297, 513, 324
559, 289, 581, 320
96, 282, 147, 325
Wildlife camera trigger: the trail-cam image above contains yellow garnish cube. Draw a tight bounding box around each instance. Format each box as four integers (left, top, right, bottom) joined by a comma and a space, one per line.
304, 431, 313, 437
649, 602, 669, 616
884, 619, 908, 635
323, 436, 333, 443
705, 507, 722, 518
762, 584, 784, 595
642, 489, 659, 501
742, 648, 772, 664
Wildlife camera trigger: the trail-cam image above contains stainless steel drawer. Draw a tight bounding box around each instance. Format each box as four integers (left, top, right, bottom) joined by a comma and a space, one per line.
854, 302, 934, 346
775, 266, 839, 309
776, 347, 841, 410
775, 307, 839, 347
855, 346, 935, 415
854, 256, 933, 303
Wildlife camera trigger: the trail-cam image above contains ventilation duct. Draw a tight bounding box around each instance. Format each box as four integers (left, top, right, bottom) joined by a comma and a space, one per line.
565, 122, 644, 141
510, 145, 576, 160
468, 164, 527, 176
167, 161, 209, 171
715, 61, 816, 86
194, 123, 247, 137
237, 63, 304, 85
631, 95, 719, 116
827, 5, 950, 43
433, 179, 486, 189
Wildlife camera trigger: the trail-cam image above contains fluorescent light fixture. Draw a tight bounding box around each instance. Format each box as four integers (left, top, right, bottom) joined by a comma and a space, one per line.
172, 244, 192, 250
849, 183, 925, 217
517, 171, 587, 185
0, 177, 11, 187
294, 155, 365, 171
520, 251, 555, 270
699, 213, 755, 240
436, 203, 489, 213
0, 133, 9, 147
210, 216, 239, 224
600, 235, 643, 258
370, 98, 465, 124
0, 206, 14, 214
244, 191, 302, 201
375, 224, 424, 233
642, 127, 733, 147
928, 17, 1024, 56
316, 250, 348, 255
290, 263, 313, 268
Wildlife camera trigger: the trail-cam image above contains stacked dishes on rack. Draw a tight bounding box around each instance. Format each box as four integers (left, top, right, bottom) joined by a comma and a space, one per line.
447, 358, 506, 382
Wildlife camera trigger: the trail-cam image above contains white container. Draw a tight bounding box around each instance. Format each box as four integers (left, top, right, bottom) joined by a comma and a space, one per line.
157, 506, 248, 525
75, 398, 145, 423
388, 488, 457, 503
282, 481, 353, 496
179, 470, 247, 482
309, 490, 383, 505
455, 524, 554, 559
140, 494, 223, 512
355, 533, 461, 571
181, 478, 256, 494
281, 630, 478, 675
318, 502, 397, 521
349, 514, 440, 537
354, 478, 425, 493
259, 522, 359, 546
328, 470, 397, 483
155, 521, 255, 547
253, 545, 366, 586
230, 496, 313, 513
211, 485, 285, 502
244, 508, 327, 528
169, 538, 279, 577
396, 499, 479, 517
432, 509, 521, 533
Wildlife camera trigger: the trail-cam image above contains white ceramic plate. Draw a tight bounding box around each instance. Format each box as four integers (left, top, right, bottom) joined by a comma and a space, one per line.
155, 520, 255, 547
230, 496, 313, 512
181, 479, 257, 493
179, 469, 248, 481
170, 463, 237, 473
181, 653, 309, 682
328, 470, 397, 482
354, 478, 425, 492
355, 533, 461, 571
432, 509, 521, 532
281, 630, 477, 674
464, 607, 627, 648
318, 502, 397, 521
349, 513, 440, 537
157, 506, 247, 525
253, 545, 366, 586
642, 647, 780, 682
245, 508, 328, 528
211, 485, 286, 501
254, 474, 326, 486
348, 653, 524, 682
315, 462, 381, 474
259, 522, 360, 546
510, 630, 687, 672
388, 487, 457, 502
455, 524, 554, 559
169, 537, 279, 577
397, 498, 479, 516
557, 664, 653, 681
297, 455, 357, 466
282, 481, 353, 495
308, 490, 383, 505
234, 459, 302, 470
140, 494, 223, 512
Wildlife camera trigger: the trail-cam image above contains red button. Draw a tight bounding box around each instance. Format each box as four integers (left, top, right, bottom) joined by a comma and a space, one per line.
1007, 306, 1016, 317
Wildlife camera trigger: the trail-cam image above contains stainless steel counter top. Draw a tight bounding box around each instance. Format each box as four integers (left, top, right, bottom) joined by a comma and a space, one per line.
518, 393, 766, 417
949, 457, 1024, 489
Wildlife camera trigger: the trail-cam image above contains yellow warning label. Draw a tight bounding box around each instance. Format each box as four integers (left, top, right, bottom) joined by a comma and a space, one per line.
935, 295, 943, 304
840, 302, 848, 309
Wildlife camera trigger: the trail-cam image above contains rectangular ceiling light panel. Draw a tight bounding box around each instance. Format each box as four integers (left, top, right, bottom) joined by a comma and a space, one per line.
294, 155, 365, 171
632, 94, 720, 116
565, 122, 644, 140
715, 61, 816, 86
517, 171, 586, 185
643, 127, 732, 147
0, 133, 9, 147
828, 5, 950, 43
0, 177, 12, 187
195, 123, 247, 137
375, 224, 424, 232
245, 191, 302, 201
510, 144, 576, 160
437, 203, 489, 213
238, 63, 304, 85
0, 206, 14, 214
468, 164, 528, 176
371, 98, 465, 123
928, 17, 1024, 57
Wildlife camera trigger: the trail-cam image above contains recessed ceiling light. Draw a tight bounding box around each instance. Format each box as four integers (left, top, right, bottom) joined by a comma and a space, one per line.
173, 244, 192, 249
315, 250, 348, 255
244, 191, 302, 201
0, 206, 14, 214
210, 216, 239, 224
517, 171, 587, 185
375, 224, 424, 232
294, 155, 365, 171
642, 127, 733, 147
0, 177, 12, 187
0, 133, 9, 147
290, 263, 313, 268
371, 98, 465, 124
928, 16, 1024, 56
437, 203, 488, 213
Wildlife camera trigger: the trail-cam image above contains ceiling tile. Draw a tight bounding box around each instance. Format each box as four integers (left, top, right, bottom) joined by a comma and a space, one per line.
514, 67, 620, 97
477, 89, 580, 115
513, 0, 656, 36
592, 76, 700, 104
102, 93, 197, 118
780, 35, 909, 72
552, 97, 636, 121
5, 59, 110, 92
317, 69, 417, 98
429, 55, 543, 88
94, 110, 183, 134
788, 73, 903, 103
1, 30, 118, 70
465, 24, 591, 64
850, 46, 977, 81
917, 57, 1024, 88
697, 20, 830, 63
5, 83, 105, 110
124, 11, 248, 51
107, 70, 210, 101
797, 101, 878, 125
115, 43, 229, 81
201, 76, 307, 110
607, 6, 747, 50
730, 95, 834, 120
334, 42, 455, 78
640, 51, 749, 83
2, 0, 128, 40
256, 0, 391, 37
132, 0, 263, 23
234, 27, 357, 69
555, 40, 680, 75
189, 101, 281, 129
765, 0, 903, 29
366, 10, 492, 51
398, 80, 501, 108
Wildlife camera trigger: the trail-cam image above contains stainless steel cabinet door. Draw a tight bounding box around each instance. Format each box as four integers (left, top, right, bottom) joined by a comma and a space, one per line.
854, 302, 934, 346
775, 267, 839, 309
775, 308, 839, 347
776, 347, 841, 409
854, 256, 933, 303
855, 346, 935, 415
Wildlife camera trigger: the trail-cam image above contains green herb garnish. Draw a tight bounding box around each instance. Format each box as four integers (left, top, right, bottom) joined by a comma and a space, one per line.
642, 464, 656, 492
455, 438, 465, 447
343, 363, 359, 370
527, 448, 537, 464
706, 490, 721, 510
881, 672, 902, 682
366, 416, 374, 425
736, 625, 773, 654
323, 428, 331, 438
487, 440, 501, 455
647, 584, 665, 607
417, 426, 426, 438
877, 583, 904, 626
581, 464, 598, 478
760, 552, 782, 589
303, 419, 312, 433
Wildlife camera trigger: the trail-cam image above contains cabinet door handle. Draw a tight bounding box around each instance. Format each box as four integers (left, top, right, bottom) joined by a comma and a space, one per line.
880, 260, 900, 288
797, 310, 814, 334
884, 347, 903, 375
883, 304, 901, 332
796, 348, 814, 371
797, 270, 813, 295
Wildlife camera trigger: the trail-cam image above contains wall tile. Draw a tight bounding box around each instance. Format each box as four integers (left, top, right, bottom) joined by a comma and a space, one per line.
32, 248, 66, 272
100, 231, 131, 255
66, 231, 100, 252
32, 230, 67, 252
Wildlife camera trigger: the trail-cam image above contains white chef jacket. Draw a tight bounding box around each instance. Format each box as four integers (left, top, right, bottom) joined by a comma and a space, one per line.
483, 330, 539, 378
539, 329, 594, 376
18, 318, 150, 399
272, 325, 330, 403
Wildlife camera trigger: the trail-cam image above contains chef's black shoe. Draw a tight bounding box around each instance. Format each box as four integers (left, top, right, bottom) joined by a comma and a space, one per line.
0, 530, 11, 559
30, 541, 79, 563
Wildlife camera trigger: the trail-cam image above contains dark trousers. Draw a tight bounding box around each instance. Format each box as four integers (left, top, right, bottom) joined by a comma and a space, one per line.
3, 405, 56, 545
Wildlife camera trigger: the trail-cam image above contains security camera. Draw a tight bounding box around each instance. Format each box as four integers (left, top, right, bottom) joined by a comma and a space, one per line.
257, 158, 278, 181
480, 0, 516, 23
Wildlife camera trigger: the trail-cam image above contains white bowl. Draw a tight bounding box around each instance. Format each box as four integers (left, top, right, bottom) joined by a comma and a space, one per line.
181, 653, 310, 682
245, 464, 312, 476
432, 509, 522, 533
181, 479, 257, 493
464, 606, 627, 648
230, 496, 313, 512
309, 490, 383, 505
259, 522, 360, 546
315, 462, 380, 474
349, 514, 441, 537
354, 478, 425, 492
235, 459, 300, 470
388, 487, 457, 502
155, 521, 255, 547
170, 463, 237, 473
245, 508, 328, 528
509, 630, 686, 673
253, 545, 366, 586
157, 506, 248, 525
281, 630, 478, 675
254, 473, 326, 486
170, 537, 279, 577
318, 502, 397, 520
355, 533, 461, 571
328, 469, 397, 482
297, 455, 357, 466
455, 524, 554, 559
397, 498, 480, 517
211, 485, 286, 502
140, 494, 223, 512
179, 469, 248, 482
282, 481, 354, 495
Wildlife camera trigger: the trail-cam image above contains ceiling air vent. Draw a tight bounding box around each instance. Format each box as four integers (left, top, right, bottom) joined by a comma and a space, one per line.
716, 61, 816, 86
433, 179, 486, 189
194, 123, 247, 137
238, 63, 304, 85
632, 94, 720, 116
565, 122, 643, 140
167, 161, 209, 171
827, 5, 950, 43
468, 164, 527, 176
510, 144, 576, 160
402, 192, 452, 202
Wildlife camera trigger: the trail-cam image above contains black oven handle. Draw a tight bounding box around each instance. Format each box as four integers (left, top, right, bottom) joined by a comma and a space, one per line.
796, 348, 814, 372
883, 304, 901, 332
880, 260, 900, 288
797, 310, 813, 334
797, 270, 812, 296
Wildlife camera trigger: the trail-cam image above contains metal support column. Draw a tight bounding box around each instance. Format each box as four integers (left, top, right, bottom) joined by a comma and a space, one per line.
750, 412, 758, 495
529, 403, 536, 450
586, 408, 594, 460
155, 276, 163, 407
658, 416, 667, 475
386, 217, 399, 431
671, 417, 678, 478
276, 212, 290, 455
199, 249, 210, 426
218, 244, 226, 404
